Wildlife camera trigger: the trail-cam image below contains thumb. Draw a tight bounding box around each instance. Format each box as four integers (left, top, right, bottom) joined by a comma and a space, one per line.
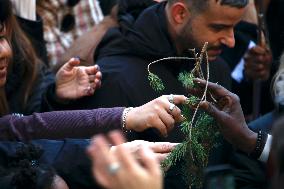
63, 57, 80, 71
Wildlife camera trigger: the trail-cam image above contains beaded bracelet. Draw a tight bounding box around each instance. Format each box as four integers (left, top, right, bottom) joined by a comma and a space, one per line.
122, 107, 133, 133
249, 130, 268, 159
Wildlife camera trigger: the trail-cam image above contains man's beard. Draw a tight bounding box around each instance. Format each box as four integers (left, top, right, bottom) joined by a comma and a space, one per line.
176, 22, 203, 56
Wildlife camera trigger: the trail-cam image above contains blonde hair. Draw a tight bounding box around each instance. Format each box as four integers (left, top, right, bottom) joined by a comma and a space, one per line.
272, 52, 284, 105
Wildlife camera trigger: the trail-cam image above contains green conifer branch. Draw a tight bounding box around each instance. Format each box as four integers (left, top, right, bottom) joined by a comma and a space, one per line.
147, 42, 219, 188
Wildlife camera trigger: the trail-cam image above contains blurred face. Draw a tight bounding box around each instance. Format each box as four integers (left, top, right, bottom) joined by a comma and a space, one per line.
176, 0, 246, 61
0, 23, 11, 87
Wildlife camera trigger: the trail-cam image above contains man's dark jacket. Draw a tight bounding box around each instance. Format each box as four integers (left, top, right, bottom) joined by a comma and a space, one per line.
50, 2, 231, 142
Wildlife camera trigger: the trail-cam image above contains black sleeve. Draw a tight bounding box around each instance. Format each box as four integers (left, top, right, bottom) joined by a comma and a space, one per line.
98, 0, 117, 15
25, 63, 55, 114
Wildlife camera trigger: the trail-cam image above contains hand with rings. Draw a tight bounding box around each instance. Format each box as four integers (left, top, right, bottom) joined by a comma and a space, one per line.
87, 131, 163, 189
125, 95, 187, 137
55, 57, 102, 100
110, 140, 179, 163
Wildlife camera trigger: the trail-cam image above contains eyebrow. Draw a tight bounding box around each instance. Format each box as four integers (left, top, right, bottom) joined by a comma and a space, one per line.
209, 23, 234, 28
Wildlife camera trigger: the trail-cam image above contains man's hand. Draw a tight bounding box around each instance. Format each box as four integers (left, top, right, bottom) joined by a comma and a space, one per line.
189, 78, 257, 153
244, 45, 272, 81
55, 57, 102, 100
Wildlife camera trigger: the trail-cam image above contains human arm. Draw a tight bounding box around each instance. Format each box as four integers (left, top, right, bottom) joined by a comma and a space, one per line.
189, 78, 275, 163
0, 108, 124, 141
87, 131, 163, 189
1, 95, 186, 141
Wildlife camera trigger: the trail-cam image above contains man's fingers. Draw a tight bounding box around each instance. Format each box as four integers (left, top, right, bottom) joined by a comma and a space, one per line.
249, 46, 267, 55
193, 78, 230, 98
199, 101, 228, 123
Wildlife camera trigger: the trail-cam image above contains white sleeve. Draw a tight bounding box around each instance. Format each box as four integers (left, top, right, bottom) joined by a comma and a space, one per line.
258, 134, 272, 163
10, 0, 36, 21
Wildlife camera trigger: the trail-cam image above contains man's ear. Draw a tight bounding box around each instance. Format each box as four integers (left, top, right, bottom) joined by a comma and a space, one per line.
170, 2, 190, 24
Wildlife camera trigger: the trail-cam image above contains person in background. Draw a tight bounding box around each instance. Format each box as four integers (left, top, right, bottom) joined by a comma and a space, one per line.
221, 0, 274, 121
0, 94, 187, 141
36, 0, 104, 67
0, 0, 102, 116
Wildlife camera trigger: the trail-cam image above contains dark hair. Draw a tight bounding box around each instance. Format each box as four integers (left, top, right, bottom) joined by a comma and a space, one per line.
0, 143, 56, 189
0, 0, 40, 115
168, 0, 248, 13
0, 0, 12, 23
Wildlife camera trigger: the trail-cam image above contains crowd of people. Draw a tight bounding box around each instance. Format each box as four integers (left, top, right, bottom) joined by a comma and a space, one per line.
0, 0, 284, 188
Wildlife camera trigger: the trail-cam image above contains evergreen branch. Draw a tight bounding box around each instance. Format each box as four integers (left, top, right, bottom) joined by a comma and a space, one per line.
148, 73, 165, 92
147, 42, 219, 188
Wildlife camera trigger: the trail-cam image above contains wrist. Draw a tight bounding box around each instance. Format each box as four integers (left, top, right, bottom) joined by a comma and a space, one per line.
248, 130, 268, 159
245, 129, 258, 154
122, 107, 134, 133
54, 83, 72, 104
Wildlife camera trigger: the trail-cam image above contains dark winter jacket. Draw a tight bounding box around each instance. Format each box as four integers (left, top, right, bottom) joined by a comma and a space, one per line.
5, 15, 54, 115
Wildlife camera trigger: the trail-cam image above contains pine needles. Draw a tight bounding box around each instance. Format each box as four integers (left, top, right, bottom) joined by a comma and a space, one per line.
147, 42, 220, 188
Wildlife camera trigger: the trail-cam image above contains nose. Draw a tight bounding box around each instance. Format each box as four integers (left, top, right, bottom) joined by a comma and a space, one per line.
220, 29, 235, 48
0, 38, 12, 59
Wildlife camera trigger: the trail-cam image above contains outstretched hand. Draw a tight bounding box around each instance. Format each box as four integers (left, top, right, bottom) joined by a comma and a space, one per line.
55, 57, 102, 100
126, 95, 187, 137
110, 140, 178, 162
88, 131, 163, 189
188, 78, 257, 153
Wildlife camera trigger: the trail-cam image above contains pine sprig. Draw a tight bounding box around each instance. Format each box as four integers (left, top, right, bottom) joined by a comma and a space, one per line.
148, 72, 165, 92
147, 42, 219, 188
178, 71, 195, 88
161, 142, 189, 167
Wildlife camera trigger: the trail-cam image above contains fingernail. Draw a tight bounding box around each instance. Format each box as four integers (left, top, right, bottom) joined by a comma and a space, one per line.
95, 64, 100, 70
74, 56, 80, 61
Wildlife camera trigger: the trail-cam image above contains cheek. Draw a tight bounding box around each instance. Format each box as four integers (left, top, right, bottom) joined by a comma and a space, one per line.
0, 39, 12, 59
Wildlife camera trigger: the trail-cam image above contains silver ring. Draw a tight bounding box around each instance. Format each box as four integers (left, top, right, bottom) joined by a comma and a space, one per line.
169, 103, 176, 112
85, 85, 92, 94
107, 162, 121, 175
168, 94, 174, 104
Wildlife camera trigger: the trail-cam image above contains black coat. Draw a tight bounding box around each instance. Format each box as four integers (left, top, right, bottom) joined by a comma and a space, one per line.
44, 2, 231, 142
6, 16, 54, 115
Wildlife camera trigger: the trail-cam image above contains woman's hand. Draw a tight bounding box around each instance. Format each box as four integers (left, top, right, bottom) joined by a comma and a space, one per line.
55, 57, 102, 100
88, 131, 163, 189
126, 95, 187, 137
